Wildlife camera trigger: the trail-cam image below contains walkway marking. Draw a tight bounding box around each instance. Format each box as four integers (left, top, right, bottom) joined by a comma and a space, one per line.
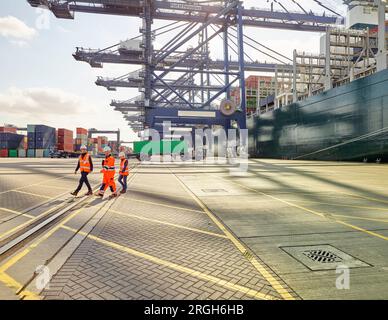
340, 191, 388, 206
0, 271, 40, 300
0, 175, 72, 196
119, 196, 204, 214
0, 198, 96, 300
128, 185, 189, 199
10, 190, 52, 199
61, 225, 276, 301
172, 173, 295, 300
0, 200, 68, 241
0, 166, 139, 300
109, 209, 228, 239
329, 214, 388, 223
281, 198, 388, 212
39, 185, 70, 191
219, 176, 388, 242
0, 208, 34, 219
248, 160, 388, 205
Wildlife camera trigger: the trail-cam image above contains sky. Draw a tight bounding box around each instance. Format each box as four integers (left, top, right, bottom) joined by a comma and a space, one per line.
0, 0, 346, 142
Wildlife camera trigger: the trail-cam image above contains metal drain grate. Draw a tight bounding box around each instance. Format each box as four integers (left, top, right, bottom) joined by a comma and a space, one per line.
302, 249, 343, 263
280, 244, 371, 271
202, 189, 227, 193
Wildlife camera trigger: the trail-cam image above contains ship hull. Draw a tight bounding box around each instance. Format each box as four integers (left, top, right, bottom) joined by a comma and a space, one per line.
248, 69, 388, 162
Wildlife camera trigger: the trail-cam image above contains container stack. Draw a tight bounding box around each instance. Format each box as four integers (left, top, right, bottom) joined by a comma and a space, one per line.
108, 141, 118, 153
87, 137, 98, 155
0, 132, 25, 157
57, 129, 74, 152
27, 124, 56, 158
75, 128, 88, 152
18, 136, 28, 157
0, 126, 17, 134
97, 136, 108, 153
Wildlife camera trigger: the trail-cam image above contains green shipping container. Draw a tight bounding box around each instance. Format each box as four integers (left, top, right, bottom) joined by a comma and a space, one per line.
134, 140, 188, 156
8, 149, 17, 157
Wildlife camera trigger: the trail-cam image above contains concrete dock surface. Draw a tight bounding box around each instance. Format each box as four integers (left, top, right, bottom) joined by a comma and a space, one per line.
0, 158, 387, 300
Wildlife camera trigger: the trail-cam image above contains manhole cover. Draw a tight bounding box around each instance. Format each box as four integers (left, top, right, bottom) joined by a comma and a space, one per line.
202, 189, 227, 193
280, 245, 371, 271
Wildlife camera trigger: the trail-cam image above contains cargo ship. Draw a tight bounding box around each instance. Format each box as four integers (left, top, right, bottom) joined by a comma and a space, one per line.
247, 68, 388, 162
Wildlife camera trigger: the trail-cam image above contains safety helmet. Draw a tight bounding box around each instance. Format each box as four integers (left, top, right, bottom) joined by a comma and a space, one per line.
80, 145, 87, 150
103, 146, 111, 152
119, 152, 125, 158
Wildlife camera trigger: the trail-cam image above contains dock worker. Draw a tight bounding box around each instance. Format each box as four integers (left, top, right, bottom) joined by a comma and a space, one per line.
96, 146, 117, 197
71, 145, 93, 196
118, 151, 129, 194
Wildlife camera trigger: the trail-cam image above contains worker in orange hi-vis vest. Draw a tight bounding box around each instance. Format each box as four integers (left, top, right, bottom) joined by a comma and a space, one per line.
118, 151, 129, 194
96, 146, 117, 197
71, 145, 93, 196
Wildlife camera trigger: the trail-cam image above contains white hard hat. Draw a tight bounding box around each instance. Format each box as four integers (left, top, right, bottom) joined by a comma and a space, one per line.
119, 152, 125, 157
103, 146, 111, 152
80, 145, 87, 150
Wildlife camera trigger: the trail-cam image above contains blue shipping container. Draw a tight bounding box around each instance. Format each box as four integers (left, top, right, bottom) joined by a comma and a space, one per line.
0, 133, 25, 149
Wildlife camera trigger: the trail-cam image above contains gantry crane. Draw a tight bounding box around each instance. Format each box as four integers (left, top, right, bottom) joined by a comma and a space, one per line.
27, 0, 345, 135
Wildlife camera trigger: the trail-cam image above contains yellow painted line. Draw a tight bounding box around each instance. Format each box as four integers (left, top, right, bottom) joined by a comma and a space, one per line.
340, 192, 388, 205
119, 196, 204, 214
0, 200, 67, 241
61, 225, 276, 300
39, 185, 70, 191
0, 207, 34, 219
0, 197, 97, 299
330, 214, 388, 223
11, 190, 52, 199
0, 271, 40, 300
0, 202, 91, 273
0, 167, 140, 299
109, 209, 228, 239
0, 175, 71, 196
333, 219, 388, 241
281, 198, 388, 212
172, 173, 294, 300
127, 185, 189, 199
220, 177, 388, 242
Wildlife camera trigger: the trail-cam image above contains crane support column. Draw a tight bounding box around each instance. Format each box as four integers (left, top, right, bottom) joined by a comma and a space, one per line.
236, 1, 246, 129
376, 0, 387, 72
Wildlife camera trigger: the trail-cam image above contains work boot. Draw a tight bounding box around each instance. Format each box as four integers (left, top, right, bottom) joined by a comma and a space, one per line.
85, 190, 93, 196
70, 191, 78, 196
120, 190, 127, 194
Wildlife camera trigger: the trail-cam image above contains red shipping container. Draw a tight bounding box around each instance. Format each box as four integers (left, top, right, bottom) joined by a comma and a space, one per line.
0, 127, 17, 133
76, 128, 88, 135
0, 149, 8, 157
58, 128, 73, 137
57, 136, 73, 144
57, 143, 74, 152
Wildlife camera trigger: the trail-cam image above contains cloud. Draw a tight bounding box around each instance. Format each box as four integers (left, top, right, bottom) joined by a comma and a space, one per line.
0, 87, 90, 119
0, 16, 37, 41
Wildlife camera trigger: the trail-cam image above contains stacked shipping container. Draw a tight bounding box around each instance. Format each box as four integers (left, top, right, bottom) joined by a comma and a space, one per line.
27, 124, 56, 157
97, 136, 108, 153
75, 128, 88, 152
57, 128, 74, 152
87, 137, 98, 156
0, 126, 17, 133
0, 132, 25, 157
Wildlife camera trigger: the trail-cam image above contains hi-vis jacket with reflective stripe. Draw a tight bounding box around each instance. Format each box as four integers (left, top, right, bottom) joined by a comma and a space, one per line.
102, 155, 115, 174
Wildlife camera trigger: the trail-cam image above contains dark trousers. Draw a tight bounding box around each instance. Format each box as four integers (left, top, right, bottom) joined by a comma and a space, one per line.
118, 175, 127, 191
76, 171, 92, 192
